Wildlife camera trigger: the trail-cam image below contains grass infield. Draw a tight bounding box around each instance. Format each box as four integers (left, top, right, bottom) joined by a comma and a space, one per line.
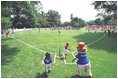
1, 29, 117, 78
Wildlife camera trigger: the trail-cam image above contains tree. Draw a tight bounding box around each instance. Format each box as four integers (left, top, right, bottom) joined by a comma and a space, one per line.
70, 17, 86, 27
45, 10, 61, 26
1, 17, 12, 29
87, 20, 95, 25
1, 1, 12, 29
11, 1, 42, 28
92, 1, 117, 20
63, 21, 70, 26
1, 1, 43, 28
94, 18, 103, 25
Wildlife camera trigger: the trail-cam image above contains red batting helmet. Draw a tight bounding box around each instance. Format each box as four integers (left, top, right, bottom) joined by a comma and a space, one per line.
66, 42, 70, 46
77, 42, 85, 48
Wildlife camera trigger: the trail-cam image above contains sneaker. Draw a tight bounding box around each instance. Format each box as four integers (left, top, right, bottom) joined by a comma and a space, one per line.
45, 74, 48, 78
76, 73, 82, 78
88, 76, 92, 78
45, 72, 48, 77
48, 70, 51, 73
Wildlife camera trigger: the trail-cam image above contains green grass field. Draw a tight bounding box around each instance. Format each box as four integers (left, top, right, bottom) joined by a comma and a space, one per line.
1, 29, 117, 78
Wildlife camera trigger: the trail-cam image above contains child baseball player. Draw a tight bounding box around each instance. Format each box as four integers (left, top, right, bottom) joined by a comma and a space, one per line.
72, 42, 92, 77
57, 42, 70, 59
44, 52, 53, 77
12, 28, 14, 38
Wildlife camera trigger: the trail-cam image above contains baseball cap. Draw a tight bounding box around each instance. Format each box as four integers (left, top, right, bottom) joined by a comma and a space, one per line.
76, 42, 85, 48
66, 42, 70, 46
45, 52, 50, 57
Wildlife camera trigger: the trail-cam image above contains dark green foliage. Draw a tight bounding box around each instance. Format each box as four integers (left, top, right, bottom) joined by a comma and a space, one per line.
63, 21, 70, 26
92, 1, 117, 20
70, 17, 86, 27
1, 1, 43, 28
45, 10, 61, 26
1, 17, 12, 29
1, 1, 12, 29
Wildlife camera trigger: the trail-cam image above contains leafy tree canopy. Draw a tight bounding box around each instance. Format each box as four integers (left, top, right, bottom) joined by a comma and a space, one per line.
92, 1, 117, 20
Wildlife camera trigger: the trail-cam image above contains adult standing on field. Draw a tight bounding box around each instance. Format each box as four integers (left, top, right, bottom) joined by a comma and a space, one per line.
57, 42, 70, 59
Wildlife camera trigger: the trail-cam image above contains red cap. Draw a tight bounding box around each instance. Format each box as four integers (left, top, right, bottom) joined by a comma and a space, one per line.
66, 42, 70, 46
77, 42, 85, 48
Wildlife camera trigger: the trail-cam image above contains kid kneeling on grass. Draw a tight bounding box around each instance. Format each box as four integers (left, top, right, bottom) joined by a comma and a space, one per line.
72, 42, 92, 78
44, 52, 53, 77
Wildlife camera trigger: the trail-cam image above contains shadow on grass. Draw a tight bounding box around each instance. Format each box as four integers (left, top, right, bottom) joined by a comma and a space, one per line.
1, 44, 19, 65
72, 32, 117, 53
1, 37, 14, 41
1, 37, 20, 41
36, 72, 47, 78
70, 75, 91, 78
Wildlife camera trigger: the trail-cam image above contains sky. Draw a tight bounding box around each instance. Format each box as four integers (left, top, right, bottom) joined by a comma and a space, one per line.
40, 0, 98, 22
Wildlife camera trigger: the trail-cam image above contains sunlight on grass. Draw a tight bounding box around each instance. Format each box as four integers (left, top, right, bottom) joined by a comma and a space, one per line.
1, 30, 117, 78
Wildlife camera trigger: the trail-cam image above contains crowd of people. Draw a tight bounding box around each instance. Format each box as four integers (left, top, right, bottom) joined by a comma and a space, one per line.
85, 25, 116, 32
1, 28, 14, 38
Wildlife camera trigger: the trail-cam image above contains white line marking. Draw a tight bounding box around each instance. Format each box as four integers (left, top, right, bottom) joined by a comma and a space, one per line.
71, 52, 75, 58
65, 52, 76, 64
66, 63, 76, 64
13, 35, 105, 65
87, 36, 105, 46
64, 58, 66, 64
54, 53, 57, 63
66, 36, 105, 65
71, 36, 105, 53
14, 38, 57, 54
15, 38, 46, 53
63, 55, 67, 64
42, 56, 45, 64
37, 43, 65, 46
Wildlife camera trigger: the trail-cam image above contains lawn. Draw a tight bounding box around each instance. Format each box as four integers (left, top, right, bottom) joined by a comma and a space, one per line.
1, 29, 117, 78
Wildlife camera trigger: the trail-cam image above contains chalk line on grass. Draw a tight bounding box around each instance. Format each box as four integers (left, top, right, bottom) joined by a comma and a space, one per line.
15, 38, 46, 53
65, 36, 105, 64
13, 37, 57, 64
13, 35, 105, 65
64, 56, 67, 64
54, 53, 57, 63
65, 52, 76, 64
42, 56, 45, 64
87, 36, 105, 46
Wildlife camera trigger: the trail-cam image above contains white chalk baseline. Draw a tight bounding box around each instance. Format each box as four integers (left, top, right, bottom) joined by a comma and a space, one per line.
64, 36, 105, 64
13, 35, 105, 65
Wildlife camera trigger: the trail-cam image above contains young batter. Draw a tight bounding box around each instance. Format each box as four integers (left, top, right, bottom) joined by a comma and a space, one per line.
57, 42, 70, 59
